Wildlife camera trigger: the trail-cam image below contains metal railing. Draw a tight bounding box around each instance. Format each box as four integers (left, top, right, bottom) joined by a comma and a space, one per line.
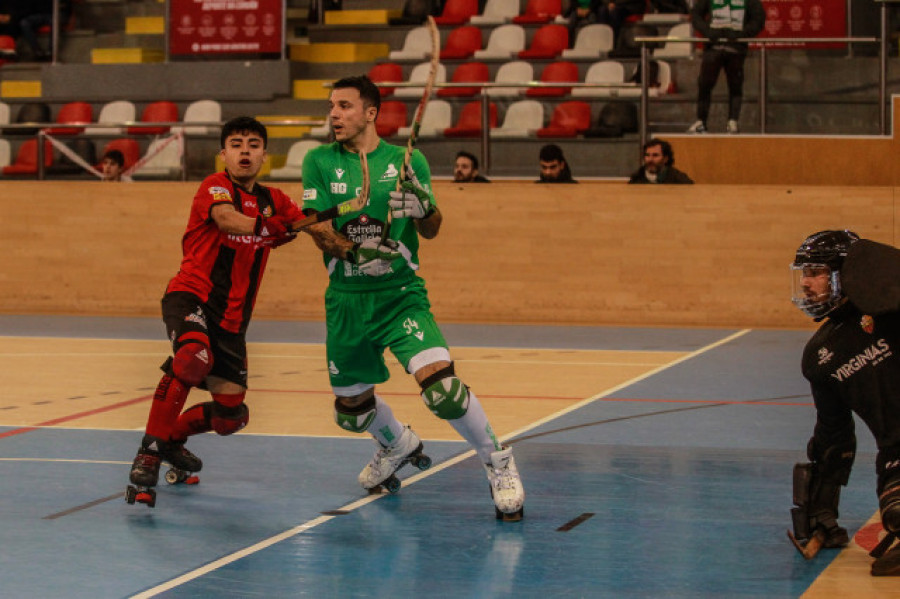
1, 119, 325, 180
634, 35, 881, 148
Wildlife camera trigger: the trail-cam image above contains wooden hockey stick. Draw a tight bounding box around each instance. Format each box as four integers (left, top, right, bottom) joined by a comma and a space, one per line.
290, 150, 370, 232
787, 529, 825, 560
289, 193, 367, 232
383, 15, 439, 239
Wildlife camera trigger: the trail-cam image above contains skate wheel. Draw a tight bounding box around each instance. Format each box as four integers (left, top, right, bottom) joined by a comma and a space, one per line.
411, 454, 432, 470
383, 476, 402, 494
134, 488, 156, 508
495, 507, 524, 522
164, 469, 182, 485
125, 485, 137, 504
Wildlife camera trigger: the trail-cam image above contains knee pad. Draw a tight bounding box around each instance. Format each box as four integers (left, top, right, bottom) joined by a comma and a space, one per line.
880, 476, 900, 533
420, 364, 469, 420
210, 392, 248, 436
879, 451, 900, 533
170, 332, 213, 387
334, 391, 377, 433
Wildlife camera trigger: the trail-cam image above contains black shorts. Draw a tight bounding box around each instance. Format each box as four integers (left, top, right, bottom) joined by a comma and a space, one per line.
161, 291, 249, 388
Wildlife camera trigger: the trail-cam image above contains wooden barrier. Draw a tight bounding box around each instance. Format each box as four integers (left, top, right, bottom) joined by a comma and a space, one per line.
0, 180, 896, 328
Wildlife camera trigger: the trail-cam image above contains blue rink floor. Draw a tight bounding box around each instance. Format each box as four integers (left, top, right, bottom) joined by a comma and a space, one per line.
0, 320, 882, 598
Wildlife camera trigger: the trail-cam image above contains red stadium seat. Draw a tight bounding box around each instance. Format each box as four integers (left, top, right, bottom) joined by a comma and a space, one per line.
375, 101, 408, 137
2, 138, 54, 175
512, 0, 562, 24
526, 61, 579, 97
518, 24, 568, 59
100, 138, 141, 170
128, 101, 178, 135
443, 100, 498, 137
434, 0, 480, 25
368, 62, 404, 97
44, 101, 93, 136
440, 26, 483, 60
536, 101, 592, 137
437, 61, 489, 98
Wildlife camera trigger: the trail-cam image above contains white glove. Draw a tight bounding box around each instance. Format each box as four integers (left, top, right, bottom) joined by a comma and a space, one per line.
389, 165, 433, 219
349, 238, 400, 277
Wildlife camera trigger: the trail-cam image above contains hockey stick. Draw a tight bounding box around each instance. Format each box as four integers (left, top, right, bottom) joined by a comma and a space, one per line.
383, 15, 439, 240
290, 151, 370, 232
786, 529, 825, 560
289, 193, 367, 232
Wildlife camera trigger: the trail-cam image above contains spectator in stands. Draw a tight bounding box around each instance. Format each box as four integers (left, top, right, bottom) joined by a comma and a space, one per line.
688, 0, 765, 134
19, 0, 72, 61
453, 151, 490, 183
564, 0, 599, 47
628, 138, 693, 184
596, 0, 646, 47
101, 149, 131, 183
537, 144, 577, 184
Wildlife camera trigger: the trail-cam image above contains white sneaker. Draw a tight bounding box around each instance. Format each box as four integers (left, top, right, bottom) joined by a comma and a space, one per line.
358, 426, 422, 490
687, 120, 707, 134
726, 119, 739, 134
484, 446, 525, 520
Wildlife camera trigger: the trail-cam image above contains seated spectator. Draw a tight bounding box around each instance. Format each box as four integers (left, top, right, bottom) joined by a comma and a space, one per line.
564, 0, 599, 46
101, 149, 132, 183
19, 0, 72, 61
537, 144, 577, 183
597, 0, 646, 46
453, 151, 490, 183
628, 138, 693, 184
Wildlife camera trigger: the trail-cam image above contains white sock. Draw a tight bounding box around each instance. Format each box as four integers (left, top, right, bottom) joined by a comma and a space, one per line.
369, 395, 405, 447
448, 389, 501, 463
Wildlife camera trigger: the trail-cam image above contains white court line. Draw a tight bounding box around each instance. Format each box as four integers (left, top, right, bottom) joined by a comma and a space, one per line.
130, 328, 751, 599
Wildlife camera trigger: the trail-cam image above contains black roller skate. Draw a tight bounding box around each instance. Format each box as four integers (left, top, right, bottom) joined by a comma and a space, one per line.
159, 440, 202, 486
359, 426, 432, 494
126, 447, 161, 508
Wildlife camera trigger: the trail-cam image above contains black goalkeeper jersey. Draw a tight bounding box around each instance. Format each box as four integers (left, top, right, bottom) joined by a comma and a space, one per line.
802, 303, 900, 453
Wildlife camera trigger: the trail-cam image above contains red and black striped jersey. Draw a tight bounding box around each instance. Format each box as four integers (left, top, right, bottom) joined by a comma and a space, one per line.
166, 171, 303, 334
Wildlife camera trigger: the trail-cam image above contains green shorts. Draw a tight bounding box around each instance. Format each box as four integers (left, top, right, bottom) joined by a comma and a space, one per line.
324, 278, 448, 389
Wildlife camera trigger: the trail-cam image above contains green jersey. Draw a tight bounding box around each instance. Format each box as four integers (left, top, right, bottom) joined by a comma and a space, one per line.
301, 140, 436, 291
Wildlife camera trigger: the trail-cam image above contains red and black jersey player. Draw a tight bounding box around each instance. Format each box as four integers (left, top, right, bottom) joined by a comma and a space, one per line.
126, 116, 304, 507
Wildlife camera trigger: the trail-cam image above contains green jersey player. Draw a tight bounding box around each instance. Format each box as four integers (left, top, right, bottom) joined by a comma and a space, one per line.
301, 75, 525, 520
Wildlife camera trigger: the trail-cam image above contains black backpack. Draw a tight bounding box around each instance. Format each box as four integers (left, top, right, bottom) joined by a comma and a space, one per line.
584, 102, 639, 138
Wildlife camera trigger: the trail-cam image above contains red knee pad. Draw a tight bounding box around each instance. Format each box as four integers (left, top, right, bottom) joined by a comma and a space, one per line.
210, 392, 249, 436
172, 332, 213, 387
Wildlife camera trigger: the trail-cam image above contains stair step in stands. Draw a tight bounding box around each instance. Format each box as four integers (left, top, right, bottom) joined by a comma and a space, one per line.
288, 42, 388, 63
1, 80, 41, 98
126, 16, 165, 35
324, 9, 401, 25
91, 48, 165, 64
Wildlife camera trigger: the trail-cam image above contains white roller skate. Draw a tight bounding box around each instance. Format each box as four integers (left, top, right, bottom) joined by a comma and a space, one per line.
484, 446, 525, 521
358, 426, 432, 494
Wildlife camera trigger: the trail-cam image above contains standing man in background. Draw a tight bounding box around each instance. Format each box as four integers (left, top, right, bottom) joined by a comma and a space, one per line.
688, 0, 765, 134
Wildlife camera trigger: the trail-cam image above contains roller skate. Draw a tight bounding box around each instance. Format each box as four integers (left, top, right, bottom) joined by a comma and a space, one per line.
159, 440, 202, 486
126, 447, 161, 508
484, 446, 525, 522
359, 426, 432, 494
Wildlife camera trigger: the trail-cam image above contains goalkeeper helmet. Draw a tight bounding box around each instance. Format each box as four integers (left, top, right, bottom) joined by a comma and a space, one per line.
791, 230, 859, 319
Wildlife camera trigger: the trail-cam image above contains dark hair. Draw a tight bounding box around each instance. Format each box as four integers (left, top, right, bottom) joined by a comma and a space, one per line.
539, 144, 565, 163
220, 116, 268, 149
102, 149, 124, 167
643, 138, 675, 166
333, 75, 382, 118
456, 150, 479, 170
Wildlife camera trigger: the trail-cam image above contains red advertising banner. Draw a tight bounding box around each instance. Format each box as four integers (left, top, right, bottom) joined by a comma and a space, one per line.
169, 0, 283, 57
755, 0, 847, 49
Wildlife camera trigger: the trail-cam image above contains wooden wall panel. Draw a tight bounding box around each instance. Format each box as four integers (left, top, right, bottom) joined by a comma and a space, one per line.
0, 181, 895, 328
